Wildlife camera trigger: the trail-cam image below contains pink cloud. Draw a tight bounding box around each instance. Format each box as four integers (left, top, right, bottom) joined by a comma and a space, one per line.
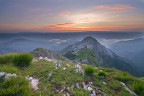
59, 11, 71, 17
94, 4, 135, 12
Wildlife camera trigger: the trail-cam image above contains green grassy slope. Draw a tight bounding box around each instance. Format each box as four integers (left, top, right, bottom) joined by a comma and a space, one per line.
63, 48, 100, 67
0, 53, 144, 96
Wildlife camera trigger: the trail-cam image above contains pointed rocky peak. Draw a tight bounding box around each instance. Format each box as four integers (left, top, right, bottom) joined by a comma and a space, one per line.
82, 36, 98, 43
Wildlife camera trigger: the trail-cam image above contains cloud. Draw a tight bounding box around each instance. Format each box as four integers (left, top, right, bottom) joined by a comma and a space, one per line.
48, 39, 69, 44
48, 23, 74, 28
94, 4, 134, 12
40, 22, 98, 31
40, 23, 144, 32
59, 11, 71, 17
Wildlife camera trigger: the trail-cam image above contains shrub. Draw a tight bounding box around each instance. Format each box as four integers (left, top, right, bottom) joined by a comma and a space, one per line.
115, 73, 134, 83
132, 80, 144, 96
0, 54, 16, 64
63, 52, 76, 60
84, 66, 94, 76
98, 71, 106, 77
0, 77, 31, 96
0, 65, 20, 74
13, 53, 33, 67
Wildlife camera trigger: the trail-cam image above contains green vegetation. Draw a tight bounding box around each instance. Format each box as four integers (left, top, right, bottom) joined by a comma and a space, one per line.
63, 48, 100, 66
63, 51, 76, 60
133, 80, 144, 95
115, 72, 134, 83
84, 66, 94, 76
0, 53, 144, 96
0, 65, 20, 74
0, 77, 31, 96
0, 53, 33, 68
34, 48, 45, 51
98, 71, 106, 77
114, 72, 144, 96
13, 53, 33, 67
0, 53, 16, 65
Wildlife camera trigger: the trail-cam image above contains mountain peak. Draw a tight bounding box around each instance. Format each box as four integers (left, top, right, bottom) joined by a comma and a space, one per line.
82, 36, 98, 43
81, 36, 99, 45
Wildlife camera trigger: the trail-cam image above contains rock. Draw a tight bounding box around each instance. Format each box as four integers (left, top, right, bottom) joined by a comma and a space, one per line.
44, 57, 48, 61
67, 87, 70, 90
63, 67, 66, 70
58, 63, 61, 67
60, 87, 66, 93
95, 67, 98, 69
70, 85, 74, 91
4, 73, 17, 79
55, 63, 61, 69
89, 81, 93, 85
32, 58, 38, 62
39, 56, 43, 60
82, 82, 87, 89
0, 72, 5, 77
76, 83, 80, 89
48, 72, 52, 77
26, 76, 39, 90
120, 82, 137, 96
88, 86, 93, 91
92, 90, 96, 96
55, 64, 58, 69
102, 82, 107, 85
66, 64, 70, 67
82, 71, 85, 76
75, 64, 82, 72
66, 93, 70, 96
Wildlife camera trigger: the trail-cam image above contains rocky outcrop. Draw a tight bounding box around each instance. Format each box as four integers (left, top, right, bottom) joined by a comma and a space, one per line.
62, 36, 139, 76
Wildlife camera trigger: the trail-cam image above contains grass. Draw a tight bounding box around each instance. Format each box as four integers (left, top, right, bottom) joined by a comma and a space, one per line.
0, 53, 144, 96
98, 71, 106, 77
13, 53, 33, 67
84, 66, 94, 76
0, 77, 31, 96
0, 65, 20, 75
0, 53, 16, 65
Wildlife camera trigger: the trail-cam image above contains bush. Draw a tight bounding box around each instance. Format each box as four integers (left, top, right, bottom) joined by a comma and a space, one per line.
98, 71, 106, 77
13, 53, 33, 67
0, 65, 20, 75
132, 80, 144, 96
84, 66, 94, 76
115, 73, 134, 83
0, 77, 31, 96
0, 54, 16, 64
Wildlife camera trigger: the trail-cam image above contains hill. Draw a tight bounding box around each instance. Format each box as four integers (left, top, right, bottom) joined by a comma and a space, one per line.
62, 36, 141, 77
0, 53, 144, 96
110, 38, 144, 72
0, 38, 70, 54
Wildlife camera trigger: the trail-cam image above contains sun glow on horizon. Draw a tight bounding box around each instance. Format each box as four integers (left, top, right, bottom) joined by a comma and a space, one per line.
0, 1, 144, 32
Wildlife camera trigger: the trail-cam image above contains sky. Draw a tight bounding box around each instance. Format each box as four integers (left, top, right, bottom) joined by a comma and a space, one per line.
0, 0, 144, 32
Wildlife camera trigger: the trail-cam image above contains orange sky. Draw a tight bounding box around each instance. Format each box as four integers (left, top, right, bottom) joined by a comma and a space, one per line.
0, 0, 144, 32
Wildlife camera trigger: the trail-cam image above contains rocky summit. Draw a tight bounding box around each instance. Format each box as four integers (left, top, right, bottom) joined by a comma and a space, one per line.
62, 36, 141, 77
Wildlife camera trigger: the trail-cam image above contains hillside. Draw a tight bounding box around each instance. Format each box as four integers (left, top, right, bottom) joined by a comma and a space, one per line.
62, 36, 141, 77
0, 53, 144, 96
110, 38, 144, 72
0, 38, 70, 54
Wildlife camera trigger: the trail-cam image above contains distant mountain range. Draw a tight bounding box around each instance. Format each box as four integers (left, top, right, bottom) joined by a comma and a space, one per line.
0, 38, 71, 54
61, 36, 141, 76
0, 34, 144, 77
110, 38, 144, 71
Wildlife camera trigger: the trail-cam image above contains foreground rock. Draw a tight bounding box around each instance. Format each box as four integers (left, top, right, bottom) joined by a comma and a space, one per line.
0, 72, 17, 79
26, 76, 39, 90
120, 82, 137, 96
